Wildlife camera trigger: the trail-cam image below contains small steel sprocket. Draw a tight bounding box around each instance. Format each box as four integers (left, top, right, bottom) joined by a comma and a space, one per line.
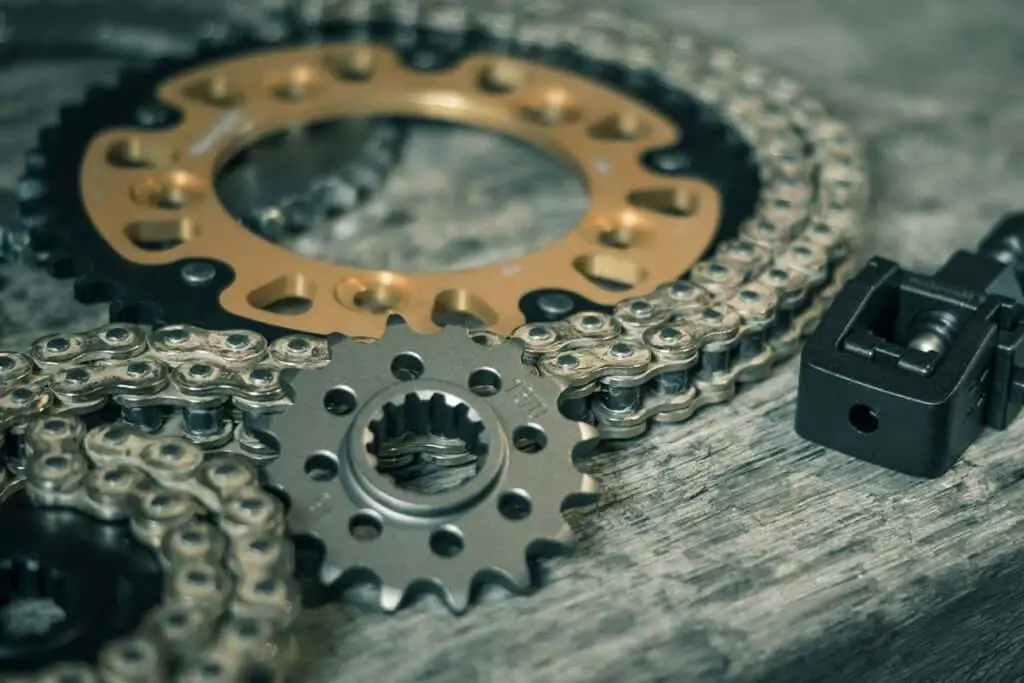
262, 321, 599, 613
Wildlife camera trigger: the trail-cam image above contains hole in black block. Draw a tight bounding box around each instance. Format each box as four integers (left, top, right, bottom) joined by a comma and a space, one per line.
848, 404, 879, 434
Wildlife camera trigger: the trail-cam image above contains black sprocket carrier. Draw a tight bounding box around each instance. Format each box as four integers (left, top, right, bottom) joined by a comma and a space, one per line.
19, 15, 761, 340
0, 489, 162, 673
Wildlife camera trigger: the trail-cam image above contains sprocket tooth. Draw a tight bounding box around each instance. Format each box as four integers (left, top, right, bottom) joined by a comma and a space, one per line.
378, 585, 405, 613
274, 367, 304, 404
44, 251, 78, 279
35, 125, 66, 149
384, 312, 410, 330
477, 560, 534, 597
23, 150, 48, 173
438, 322, 472, 340
16, 177, 46, 203
562, 474, 601, 511
489, 335, 532, 365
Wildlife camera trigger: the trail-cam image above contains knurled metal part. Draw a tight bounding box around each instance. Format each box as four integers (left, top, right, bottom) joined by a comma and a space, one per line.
261, 322, 600, 614
0, 417, 298, 683
1, 0, 404, 266
19, 0, 779, 340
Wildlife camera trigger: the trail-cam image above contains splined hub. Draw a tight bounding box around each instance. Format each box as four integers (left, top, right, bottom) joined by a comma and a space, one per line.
369, 389, 489, 493
262, 322, 600, 613
19, 5, 763, 339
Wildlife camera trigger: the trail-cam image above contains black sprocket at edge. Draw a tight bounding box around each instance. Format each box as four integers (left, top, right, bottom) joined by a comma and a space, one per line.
19, 15, 761, 341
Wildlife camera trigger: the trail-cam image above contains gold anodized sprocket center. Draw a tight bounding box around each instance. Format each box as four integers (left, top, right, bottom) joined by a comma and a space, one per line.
80, 44, 722, 337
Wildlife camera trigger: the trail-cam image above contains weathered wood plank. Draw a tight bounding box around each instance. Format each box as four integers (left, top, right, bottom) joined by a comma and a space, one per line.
1, 0, 1021, 681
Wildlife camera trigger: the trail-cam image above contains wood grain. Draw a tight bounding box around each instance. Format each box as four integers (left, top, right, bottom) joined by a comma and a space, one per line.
0, 0, 1022, 681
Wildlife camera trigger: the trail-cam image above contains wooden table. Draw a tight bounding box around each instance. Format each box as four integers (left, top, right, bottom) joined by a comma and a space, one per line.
0, 0, 1021, 680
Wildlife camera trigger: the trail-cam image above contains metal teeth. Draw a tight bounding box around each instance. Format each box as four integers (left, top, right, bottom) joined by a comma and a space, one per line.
263, 322, 599, 614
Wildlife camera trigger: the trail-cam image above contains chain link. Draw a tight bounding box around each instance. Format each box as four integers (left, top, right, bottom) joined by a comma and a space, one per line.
2, 417, 298, 683
0, 323, 334, 681
0, 323, 330, 462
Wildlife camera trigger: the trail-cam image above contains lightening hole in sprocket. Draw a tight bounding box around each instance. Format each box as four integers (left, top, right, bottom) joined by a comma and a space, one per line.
125, 219, 198, 252
429, 527, 464, 558
468, 368, 502, 397
323, 386, 358, 416
353, 284, 401, 314
246, 275, 315, 316
477, 61, 525, 93
512, 424, 547, 453
106, 137, 175, 169
348, 513, 382, 542
628, 188, 698, 217
304, 453, 339, 482
572, 254, 647, 292
498, 490, 533, 521
390, 353, 424, 381
367, 391, 488, 495
324, 48, 375, 81
183, 74, 243, 108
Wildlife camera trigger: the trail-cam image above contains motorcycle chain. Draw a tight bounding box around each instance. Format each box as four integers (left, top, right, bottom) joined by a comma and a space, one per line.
0, 422, 299, 682
0, 321, 333, 681
294, 0, 869, 439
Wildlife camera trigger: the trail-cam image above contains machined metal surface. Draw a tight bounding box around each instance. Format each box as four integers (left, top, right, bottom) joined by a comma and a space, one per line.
261, 323, 599, 613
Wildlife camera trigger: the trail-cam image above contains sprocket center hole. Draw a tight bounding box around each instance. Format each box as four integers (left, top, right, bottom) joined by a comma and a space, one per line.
367, 391, 488, 495
214, 119, 590, 274
0, 558, 70, 640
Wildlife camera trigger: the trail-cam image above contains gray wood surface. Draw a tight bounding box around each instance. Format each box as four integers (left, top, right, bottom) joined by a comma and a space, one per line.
1, 0, 1023, 681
